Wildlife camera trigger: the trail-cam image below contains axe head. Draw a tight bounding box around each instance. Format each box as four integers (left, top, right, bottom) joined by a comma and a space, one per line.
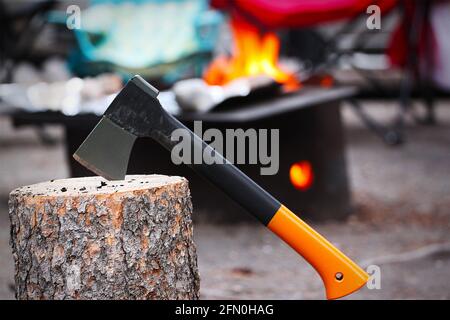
73, 75, 164, 180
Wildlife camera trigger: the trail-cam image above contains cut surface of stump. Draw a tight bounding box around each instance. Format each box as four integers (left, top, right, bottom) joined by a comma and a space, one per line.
9, 175, 199, 300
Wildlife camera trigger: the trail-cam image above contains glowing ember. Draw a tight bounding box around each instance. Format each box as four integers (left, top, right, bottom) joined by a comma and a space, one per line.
290, 161, 313, 191
203, 18, 300, 91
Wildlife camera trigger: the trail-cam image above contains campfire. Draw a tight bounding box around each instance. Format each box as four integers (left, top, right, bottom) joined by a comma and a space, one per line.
203, 18, 301, 91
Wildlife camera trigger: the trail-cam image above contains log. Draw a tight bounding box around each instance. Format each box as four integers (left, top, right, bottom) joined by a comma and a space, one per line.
8, 175, 199, 300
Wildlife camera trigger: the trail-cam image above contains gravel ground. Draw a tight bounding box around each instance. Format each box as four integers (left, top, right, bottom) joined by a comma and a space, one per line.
0, 100, 449, 300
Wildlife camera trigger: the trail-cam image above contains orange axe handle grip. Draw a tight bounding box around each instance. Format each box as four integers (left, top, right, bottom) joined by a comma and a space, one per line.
268, 205, 369, 299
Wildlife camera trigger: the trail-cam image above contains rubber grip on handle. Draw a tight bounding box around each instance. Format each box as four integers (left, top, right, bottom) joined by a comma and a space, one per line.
267, 205, 369, 300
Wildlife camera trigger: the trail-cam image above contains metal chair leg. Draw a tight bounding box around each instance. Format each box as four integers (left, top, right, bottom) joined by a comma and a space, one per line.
348, 98, 404, 146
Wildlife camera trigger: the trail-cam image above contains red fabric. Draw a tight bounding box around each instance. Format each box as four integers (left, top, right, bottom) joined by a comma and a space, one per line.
212, 0, 398, 28
387, 2, 436, 68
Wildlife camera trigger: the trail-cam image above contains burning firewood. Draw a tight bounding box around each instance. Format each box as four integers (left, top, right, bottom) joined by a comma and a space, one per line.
203, 18, 300, 91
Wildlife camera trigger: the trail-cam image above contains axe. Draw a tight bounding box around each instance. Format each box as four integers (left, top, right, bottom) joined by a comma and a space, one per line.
73, 75, 369, 299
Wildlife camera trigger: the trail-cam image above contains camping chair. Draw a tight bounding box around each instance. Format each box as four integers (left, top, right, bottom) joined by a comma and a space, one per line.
211, 0, 437, 145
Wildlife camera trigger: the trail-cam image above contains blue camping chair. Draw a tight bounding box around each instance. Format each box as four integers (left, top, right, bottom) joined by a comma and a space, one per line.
50, 0, 223, 83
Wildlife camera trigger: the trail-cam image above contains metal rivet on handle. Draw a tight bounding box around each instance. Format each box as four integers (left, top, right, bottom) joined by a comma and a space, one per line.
335, 272, 344, 281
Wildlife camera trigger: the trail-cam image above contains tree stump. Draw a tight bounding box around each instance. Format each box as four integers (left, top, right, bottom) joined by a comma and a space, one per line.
8, 175, 199, 300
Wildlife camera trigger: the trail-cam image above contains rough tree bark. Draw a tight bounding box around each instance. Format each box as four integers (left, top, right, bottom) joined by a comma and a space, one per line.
9, 175, 199, 300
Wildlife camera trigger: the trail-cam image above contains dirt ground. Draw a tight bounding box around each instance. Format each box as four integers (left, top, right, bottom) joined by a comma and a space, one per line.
0, 100, 449, 300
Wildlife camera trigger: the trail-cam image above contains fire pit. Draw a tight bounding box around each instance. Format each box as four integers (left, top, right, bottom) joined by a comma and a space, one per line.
167, 86, 355, 222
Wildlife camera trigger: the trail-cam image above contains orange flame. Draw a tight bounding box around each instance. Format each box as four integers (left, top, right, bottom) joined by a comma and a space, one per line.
290, 161, 313, 191
203, 19, 300, 91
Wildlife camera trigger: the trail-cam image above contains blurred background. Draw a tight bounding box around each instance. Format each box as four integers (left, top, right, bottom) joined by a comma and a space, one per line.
1, 0, 449, 299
